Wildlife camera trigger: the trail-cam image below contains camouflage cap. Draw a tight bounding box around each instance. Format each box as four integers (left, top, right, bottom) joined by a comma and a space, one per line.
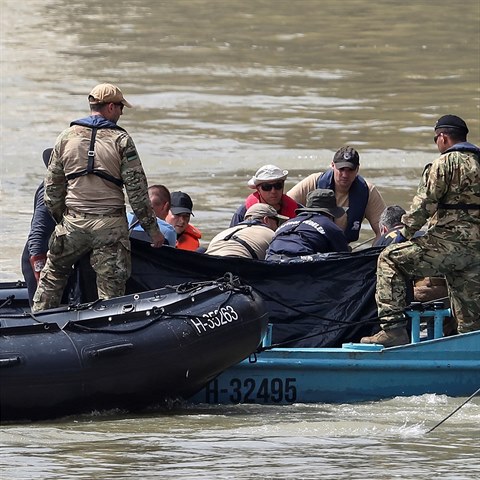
88, 83, 132, 108
434, 114, 468, 134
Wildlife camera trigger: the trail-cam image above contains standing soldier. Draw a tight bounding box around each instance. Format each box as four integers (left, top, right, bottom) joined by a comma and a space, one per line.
32, 83, 164, 311
361, 115, 480, 347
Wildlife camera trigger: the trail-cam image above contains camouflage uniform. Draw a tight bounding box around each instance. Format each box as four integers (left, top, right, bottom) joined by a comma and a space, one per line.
376, 144, 480, 333
32, 117, 160, 311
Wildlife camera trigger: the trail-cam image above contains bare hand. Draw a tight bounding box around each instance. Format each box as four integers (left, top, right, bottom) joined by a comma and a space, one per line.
150, 231, 165, 248
30, 254, 47, 282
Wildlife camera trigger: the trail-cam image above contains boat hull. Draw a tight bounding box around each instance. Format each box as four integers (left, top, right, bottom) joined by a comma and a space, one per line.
0, 277, 268, 422
190, 330, 480, 404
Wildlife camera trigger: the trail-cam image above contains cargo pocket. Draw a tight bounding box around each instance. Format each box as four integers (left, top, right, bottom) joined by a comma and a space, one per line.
119, 238, 132, 279
48, 224, 68, 256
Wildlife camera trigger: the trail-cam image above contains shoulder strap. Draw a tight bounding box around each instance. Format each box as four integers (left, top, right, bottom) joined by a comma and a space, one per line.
87, 127, 98, 173
222, 225, 259, 259
65, 126, 123, 187
316, 170, 334, 189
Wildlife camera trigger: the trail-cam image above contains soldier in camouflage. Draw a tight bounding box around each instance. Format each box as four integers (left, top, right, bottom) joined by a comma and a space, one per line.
361, 114, 480, 347
32, 83, 164, 312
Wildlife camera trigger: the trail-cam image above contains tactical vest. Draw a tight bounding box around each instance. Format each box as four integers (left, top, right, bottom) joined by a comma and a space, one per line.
65, 121, 125, 187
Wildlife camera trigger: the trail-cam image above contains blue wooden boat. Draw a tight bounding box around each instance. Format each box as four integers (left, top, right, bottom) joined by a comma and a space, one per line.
190, 308, 480, 404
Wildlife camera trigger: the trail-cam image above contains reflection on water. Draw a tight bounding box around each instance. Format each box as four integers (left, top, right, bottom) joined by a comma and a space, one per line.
1, 2, 479, 272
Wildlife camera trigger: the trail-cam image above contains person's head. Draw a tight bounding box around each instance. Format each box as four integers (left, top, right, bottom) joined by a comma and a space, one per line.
244, 203, 288, 231
42, 148, 53, 168
295, 189, 345, 220
88, 83, 132, 123
379, 205, 406, 234
148, 184, 171, 220
433, 115, 469, 153
248, 164, 288, 208
331, 146, 360, 193
166, 191, 194, 235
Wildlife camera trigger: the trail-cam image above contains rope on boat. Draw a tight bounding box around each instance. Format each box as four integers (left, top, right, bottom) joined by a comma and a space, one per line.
65, 276, 242, 334
426, 386, 480, 434
0, 295, 14, 309
253, 282, 452, 351
169, 273, 253, 297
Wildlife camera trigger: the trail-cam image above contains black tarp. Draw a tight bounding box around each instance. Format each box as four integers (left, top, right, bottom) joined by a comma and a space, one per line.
76, 239, 382, 348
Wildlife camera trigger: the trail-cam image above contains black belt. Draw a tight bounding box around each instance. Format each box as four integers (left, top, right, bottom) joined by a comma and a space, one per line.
438, 203, 480, 210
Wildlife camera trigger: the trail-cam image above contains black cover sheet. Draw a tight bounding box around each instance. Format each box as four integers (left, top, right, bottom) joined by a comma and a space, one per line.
77, 239, 382, 348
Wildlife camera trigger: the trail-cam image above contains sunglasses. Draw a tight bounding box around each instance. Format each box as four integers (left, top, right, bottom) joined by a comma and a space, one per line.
433, 132, 442, 144
113, 102, 124, 111
259, 182, 284, 191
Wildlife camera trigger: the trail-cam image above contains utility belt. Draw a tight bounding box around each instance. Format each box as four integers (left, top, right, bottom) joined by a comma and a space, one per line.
438, 203, 480, 210
65, 207, 126, 218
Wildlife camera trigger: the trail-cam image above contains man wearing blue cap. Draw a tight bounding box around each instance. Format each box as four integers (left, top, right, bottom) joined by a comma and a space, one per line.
362, 114, 480, 347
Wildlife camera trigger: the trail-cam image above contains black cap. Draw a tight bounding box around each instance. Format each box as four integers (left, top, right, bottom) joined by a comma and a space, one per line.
434, 115, 469, 134
333, 146, 360, 169
170, 191, 194, 216
42, 148, 53, 168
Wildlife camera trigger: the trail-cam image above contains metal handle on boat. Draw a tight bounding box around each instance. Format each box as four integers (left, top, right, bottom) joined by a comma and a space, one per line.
87, 343, 134, 359
0, 356, 21, 368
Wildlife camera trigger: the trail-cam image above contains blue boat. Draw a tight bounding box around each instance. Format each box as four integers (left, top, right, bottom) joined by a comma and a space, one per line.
190, 309, 480, 405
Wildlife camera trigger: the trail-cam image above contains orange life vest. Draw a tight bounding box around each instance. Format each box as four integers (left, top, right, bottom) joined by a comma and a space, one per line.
176, 223, 202, 251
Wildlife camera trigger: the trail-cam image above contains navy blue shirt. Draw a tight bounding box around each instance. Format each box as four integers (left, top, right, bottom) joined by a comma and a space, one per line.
265, 213, 349, 259
373, 225, 405, 247
21, 182, 56, 304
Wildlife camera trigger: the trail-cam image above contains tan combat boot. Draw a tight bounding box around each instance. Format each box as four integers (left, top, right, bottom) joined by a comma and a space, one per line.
360, 328, 410, 347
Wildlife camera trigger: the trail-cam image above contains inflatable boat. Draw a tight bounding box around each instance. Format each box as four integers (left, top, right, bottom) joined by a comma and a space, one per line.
0, 275, 268, 422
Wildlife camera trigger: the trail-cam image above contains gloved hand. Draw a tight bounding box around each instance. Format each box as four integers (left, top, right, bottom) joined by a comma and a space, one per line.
29, 253, 47, 282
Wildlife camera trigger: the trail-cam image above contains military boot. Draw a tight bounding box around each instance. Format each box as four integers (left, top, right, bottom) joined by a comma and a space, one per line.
360, 328, 409, 347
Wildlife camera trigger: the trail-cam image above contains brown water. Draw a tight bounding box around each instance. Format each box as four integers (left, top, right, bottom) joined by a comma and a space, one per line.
0, 0, 479, 478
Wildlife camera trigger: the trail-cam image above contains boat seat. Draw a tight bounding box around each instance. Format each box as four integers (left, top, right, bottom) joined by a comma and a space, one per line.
341, 343, 384, 351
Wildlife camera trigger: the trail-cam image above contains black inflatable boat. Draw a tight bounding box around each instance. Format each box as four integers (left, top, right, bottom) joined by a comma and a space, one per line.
0, 275, 268, 422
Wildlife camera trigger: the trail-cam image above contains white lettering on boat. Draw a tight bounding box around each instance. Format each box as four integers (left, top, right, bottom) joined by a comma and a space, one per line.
190, 305, 240, 334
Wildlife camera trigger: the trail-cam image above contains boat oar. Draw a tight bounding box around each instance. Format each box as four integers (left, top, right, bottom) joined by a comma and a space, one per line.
351, 235, 376, 251
426, 386, 480, 434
